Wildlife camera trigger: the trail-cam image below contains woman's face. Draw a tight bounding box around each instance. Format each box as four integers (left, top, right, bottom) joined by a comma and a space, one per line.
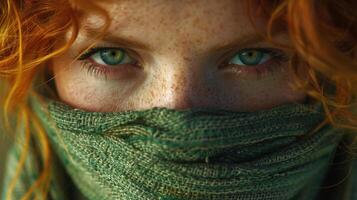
51, 0, 306, 112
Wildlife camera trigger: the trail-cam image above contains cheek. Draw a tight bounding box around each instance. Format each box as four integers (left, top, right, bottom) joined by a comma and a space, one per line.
53, 69, 97, 110
243, 84, 307, 111
217, 68, 307, 111
51, 55, 147, 112
52, 58, 113, 111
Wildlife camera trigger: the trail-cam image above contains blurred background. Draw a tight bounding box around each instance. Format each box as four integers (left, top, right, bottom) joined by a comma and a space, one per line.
0, 134, 11, 194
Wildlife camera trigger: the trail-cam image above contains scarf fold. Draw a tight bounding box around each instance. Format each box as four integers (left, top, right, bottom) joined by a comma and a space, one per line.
29, 94, 344, 200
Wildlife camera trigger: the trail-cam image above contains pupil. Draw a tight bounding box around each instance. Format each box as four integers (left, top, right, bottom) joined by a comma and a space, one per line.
110, 51, 117, 57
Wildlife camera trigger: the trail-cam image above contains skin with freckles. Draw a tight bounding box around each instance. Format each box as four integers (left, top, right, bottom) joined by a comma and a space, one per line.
51, 0, 307, 112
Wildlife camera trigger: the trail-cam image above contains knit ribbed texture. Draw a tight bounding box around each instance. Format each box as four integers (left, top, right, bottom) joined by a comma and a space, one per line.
17, 93, 343, 200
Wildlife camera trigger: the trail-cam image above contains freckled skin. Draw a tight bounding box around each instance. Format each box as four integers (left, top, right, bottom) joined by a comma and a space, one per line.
51, 0, 307, 112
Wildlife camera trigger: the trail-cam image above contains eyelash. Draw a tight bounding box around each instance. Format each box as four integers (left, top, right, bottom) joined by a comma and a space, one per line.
77, 47, 138, 80
77, 47, 289, 80
220, 48, 289, 79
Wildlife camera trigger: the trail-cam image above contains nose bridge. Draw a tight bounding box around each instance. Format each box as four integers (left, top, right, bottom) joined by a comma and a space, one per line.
151, 56, 208, 110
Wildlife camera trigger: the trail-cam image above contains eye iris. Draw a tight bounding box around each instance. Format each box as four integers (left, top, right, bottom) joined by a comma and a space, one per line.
100, 49, 124, 65
238, 50, 264, 65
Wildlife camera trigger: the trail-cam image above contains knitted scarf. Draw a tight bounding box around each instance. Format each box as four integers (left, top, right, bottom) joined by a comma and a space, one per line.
9, 94, 347, 200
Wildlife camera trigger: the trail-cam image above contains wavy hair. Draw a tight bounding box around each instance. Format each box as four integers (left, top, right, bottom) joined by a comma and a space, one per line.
0, 0, 356, 199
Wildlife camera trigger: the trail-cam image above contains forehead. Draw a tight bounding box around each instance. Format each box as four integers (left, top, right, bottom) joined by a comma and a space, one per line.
81, 0, 268, 53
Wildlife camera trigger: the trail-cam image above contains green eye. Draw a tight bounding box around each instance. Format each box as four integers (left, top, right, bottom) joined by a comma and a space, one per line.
81, 47, 137, 66
229, 49, 271, 66
100, 49, 125, 65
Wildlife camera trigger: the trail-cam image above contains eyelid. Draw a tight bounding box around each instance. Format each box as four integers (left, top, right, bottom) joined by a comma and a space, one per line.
219, 47, 286, 67
78, 45, 287, 70
78, 46, 142, 65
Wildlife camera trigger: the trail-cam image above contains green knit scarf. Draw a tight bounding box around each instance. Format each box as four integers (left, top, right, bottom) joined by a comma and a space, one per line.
29, 94, 343, 200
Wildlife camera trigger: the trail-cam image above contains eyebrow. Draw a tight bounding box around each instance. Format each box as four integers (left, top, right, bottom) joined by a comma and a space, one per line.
85, 28, 155, 51
84, 27, 271, 53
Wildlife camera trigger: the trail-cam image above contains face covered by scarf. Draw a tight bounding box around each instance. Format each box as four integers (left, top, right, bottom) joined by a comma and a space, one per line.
29, 93, 344, 200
